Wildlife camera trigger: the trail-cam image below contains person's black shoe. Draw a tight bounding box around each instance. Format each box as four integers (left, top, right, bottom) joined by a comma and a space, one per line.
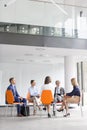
48, 113, 51, 118
43, 107, 46, 111
63, 113, 70, 117
17, 114, 23, 117
57, 109, 64, 112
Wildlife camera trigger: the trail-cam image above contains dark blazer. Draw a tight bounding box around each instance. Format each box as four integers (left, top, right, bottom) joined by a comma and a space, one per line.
66, 86, 80, 97
54, 87, 65, 97
7, 84, 20, 101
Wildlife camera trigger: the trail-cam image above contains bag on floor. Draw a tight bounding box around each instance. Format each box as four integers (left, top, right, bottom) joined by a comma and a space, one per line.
21, 106, 30, 116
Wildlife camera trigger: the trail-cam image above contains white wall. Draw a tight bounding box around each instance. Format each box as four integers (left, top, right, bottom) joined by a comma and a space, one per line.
0, 62, 64, 104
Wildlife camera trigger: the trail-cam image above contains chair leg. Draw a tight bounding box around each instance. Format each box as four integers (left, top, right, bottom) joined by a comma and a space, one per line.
80, 103, 83, 117
39, 105, 42, 117
13, 105, 16, 117
53, 103, 56, 116
11, 106, 13, 116
6, 105, 9, 117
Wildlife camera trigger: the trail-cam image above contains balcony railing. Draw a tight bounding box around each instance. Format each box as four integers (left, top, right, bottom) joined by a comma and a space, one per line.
0, 22, 82, 39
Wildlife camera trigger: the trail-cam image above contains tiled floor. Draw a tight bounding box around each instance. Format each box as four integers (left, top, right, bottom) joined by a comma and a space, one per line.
0, 105, 87, 130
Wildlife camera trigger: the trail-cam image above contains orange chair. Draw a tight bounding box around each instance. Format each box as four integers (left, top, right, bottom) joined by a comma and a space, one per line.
5, 90, 23, 116
26, 92, 33, 104
41, 90, 54, 105
26, 92, 30, 102
41, 90, 54, 116
6, 90, 15, 104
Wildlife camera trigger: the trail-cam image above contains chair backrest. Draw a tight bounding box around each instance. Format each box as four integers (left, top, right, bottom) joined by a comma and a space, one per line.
6, 90, 14, 104
26, 92, 30, 101
41, 90, 53, 105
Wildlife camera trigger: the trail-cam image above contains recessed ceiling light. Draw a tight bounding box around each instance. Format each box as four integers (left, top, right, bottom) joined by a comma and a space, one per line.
39, 54, 49, 57
29, 60, 34, 62
16, 59, 24, 61
43, 60, 50, 62
24, 53, 33, 56
36, 48, 46, 51
55, 55, 64, 58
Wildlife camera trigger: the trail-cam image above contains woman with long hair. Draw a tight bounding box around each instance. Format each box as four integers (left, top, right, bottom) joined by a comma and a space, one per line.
41, 76, 54, 118
58, 78, 81, 117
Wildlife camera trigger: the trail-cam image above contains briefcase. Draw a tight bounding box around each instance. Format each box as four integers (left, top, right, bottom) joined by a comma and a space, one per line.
21, 106, 30, 116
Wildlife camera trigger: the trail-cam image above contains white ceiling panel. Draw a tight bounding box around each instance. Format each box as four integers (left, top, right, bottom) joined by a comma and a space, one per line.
0, 44, 87, 64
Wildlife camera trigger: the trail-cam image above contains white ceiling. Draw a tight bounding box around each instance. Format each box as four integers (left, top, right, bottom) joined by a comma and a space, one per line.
32, 0, 87, 7
0, 44, 87, 64
1, 0, 87, 7
0, 0, 87, 27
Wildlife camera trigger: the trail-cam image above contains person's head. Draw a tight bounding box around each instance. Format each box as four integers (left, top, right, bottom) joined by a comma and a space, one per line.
30, 80, 36, 87
71, 78, 78, 86
55, 80, 60, 87
44, 76, 51, 84
9, 77, 16, 85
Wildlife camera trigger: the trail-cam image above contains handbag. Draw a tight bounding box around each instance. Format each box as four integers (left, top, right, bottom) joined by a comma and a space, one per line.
21, 106, 30, 116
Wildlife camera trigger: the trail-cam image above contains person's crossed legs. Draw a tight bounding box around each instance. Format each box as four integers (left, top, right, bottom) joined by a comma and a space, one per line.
30, 96, 41, 115
58, 96, 80, 117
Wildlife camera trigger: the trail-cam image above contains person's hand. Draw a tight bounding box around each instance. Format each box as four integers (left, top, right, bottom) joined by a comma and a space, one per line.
36, 95, 40, 98
64, 94, 66, 97
18, 97, 23, 100
38, 94, 40, 98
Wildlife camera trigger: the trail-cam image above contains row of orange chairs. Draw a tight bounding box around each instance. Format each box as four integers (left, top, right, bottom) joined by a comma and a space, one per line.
6, 89, 53, 106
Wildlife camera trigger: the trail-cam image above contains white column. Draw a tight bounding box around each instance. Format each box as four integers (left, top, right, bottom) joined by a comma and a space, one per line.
64, 56, 77, 93
0, 71, 2, 104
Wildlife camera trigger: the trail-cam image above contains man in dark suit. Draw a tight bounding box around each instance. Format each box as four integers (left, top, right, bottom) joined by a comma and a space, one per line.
7, 77, 27, 117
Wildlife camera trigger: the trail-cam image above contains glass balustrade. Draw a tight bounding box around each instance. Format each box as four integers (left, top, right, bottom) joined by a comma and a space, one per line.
0, 22, 79, 39
0, 1, 87, 39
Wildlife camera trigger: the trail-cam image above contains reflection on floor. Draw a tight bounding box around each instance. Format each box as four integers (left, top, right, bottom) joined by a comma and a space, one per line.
0, 105, 87, 130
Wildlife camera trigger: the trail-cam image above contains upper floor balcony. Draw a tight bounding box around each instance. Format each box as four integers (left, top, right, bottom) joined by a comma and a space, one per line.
0, 22, 78, 39
0, 0, 87, 40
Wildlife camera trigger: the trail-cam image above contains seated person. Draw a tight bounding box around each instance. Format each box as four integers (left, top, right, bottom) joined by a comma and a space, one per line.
28, 80, 41, 115
41, 76, 54, 118
7, 77, 27, 117
53, 80, 65, 115
54, 80, 65, 102
58, 78, 81, 117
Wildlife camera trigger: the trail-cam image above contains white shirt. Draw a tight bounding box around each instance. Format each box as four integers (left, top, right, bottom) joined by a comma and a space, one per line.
55, 86, 60, 94
28, 86, 39, 96
41, 83, 54, 97
12, 85, 16, 94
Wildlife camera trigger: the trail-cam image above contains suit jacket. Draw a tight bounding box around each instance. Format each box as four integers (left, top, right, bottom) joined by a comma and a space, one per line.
7, 84, 20, 101
54, 87, 65, 97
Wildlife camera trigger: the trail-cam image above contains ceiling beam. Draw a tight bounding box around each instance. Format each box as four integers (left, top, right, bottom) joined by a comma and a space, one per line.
29, 0, 87, 9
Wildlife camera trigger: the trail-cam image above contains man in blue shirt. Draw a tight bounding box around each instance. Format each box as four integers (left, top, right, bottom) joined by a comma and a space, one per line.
7, 77, 27, 117
28, 80, 41, 115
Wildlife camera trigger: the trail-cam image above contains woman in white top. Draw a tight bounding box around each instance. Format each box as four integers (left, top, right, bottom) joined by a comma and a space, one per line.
41, 76, 54, 118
